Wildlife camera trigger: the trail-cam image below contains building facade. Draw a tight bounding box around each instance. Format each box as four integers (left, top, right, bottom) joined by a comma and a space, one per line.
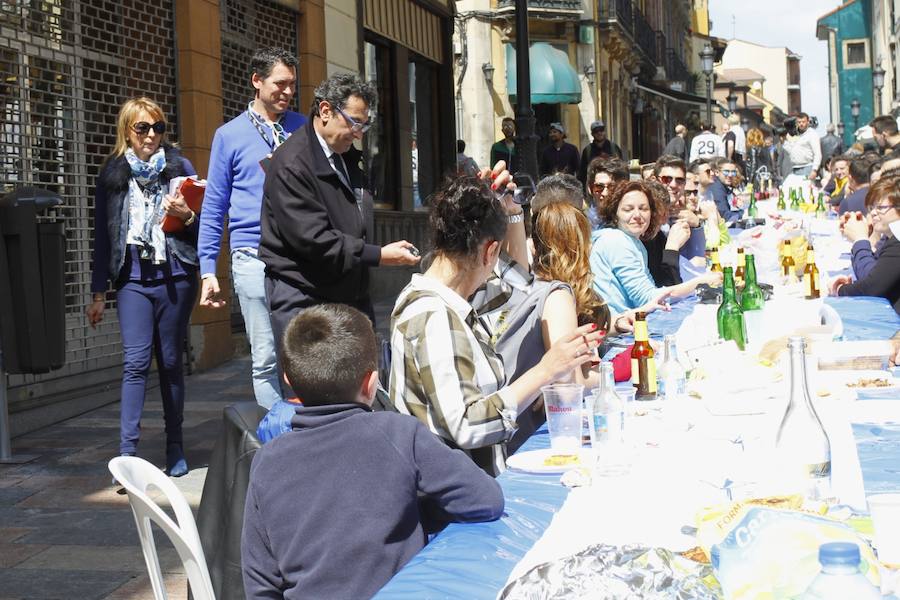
817, 0, 876, 146
718, 39, 802, 118
1, 0, 455, 435
452, 0, 711, 170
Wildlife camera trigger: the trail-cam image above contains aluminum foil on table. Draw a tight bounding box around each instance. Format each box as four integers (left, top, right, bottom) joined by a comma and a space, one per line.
498, 543, 722, 600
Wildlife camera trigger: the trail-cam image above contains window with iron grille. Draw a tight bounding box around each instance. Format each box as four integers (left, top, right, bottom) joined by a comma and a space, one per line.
1, 0, 177, 397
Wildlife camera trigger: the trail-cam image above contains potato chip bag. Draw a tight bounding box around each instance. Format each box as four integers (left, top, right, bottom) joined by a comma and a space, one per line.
703, 505, 879, 599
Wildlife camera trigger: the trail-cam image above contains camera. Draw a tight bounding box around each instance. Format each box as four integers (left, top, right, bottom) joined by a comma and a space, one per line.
782, 117, 799, 136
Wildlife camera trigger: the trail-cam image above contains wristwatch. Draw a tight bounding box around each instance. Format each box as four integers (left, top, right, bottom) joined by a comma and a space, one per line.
183, 210, 196, 227
507, 212, 524, 224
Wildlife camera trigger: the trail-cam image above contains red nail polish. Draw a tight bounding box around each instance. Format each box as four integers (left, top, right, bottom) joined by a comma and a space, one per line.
598, 329, 607, 336
590, 323, 597, 331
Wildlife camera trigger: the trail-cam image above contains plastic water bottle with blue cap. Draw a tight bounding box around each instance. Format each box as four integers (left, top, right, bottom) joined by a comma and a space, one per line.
798, 542, 881, 599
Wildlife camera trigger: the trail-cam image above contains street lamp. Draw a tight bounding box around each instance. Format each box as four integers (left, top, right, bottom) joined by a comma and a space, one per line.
583, 63, 596, 87
851, 98, 861, 132
700, 42, 715, 124
837, 121, 845, 137
482, 62, 495, 86
873, 58, 886, 114
726, 90, 737, 113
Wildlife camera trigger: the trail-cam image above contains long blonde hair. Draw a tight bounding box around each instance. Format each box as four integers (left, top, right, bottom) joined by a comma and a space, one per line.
531, 202, 610, 330
111, 97, 168, 157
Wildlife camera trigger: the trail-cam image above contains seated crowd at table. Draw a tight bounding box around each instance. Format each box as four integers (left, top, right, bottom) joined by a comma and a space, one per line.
244, 149, 900, 598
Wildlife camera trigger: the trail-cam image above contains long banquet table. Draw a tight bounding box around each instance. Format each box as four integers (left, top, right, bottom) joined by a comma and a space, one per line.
374, 296, 900, 599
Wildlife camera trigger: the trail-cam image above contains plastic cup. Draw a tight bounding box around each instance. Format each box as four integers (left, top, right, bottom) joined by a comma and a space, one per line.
541, 383, 584, 454
868, 493, 900, 566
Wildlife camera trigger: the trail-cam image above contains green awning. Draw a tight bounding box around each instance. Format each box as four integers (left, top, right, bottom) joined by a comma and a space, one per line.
506, 42, 582, 105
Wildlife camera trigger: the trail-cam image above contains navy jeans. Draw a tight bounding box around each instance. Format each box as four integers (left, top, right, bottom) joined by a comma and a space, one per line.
116, 276, 198, 454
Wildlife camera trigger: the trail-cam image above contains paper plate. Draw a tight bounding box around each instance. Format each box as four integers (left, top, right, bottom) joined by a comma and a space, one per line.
505, 448, 593, 474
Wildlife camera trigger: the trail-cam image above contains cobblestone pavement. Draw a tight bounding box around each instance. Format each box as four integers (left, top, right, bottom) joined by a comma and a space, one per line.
0, 299, 395, 599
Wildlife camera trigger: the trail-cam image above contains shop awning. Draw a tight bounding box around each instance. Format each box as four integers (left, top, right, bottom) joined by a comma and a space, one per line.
506, 43, 582, 105
636, 79, 724, 110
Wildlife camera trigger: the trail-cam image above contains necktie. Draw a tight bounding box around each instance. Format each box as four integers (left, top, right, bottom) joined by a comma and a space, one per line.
333, 153, 350, 188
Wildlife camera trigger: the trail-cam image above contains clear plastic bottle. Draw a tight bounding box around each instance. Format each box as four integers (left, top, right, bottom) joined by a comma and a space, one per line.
657, 334, 686, 401
798, 542, 882, 599
589, 361, 628, 475
775, 336, 832, 501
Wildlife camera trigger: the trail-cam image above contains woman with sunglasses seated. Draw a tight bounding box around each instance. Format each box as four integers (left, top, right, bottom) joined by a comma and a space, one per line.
389, 166, 604, 476
830, 173, 900, 313
87, 97, 199, 477
591, 180, 722, 314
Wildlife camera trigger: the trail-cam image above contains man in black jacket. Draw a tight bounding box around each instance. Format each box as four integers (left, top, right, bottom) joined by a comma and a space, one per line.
259, 73, 419, 344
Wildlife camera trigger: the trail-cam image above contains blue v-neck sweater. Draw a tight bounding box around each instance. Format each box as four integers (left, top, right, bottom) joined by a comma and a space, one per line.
198, 110, 306, 276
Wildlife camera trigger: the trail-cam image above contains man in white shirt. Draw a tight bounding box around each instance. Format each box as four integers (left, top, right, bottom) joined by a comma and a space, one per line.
689, 122, 725, 162
784, 112, 822, 181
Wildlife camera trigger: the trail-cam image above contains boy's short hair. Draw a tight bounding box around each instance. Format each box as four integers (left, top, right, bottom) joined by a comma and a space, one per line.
281, 304, 377, 406
532, 173, 584, 213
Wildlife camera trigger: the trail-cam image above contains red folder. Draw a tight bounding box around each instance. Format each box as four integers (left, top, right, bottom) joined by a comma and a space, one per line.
162, 177, 206, 232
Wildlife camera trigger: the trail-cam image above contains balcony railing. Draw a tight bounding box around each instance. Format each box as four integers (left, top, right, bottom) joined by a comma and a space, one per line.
598, 0, 634, 36
633, 7, 656, 64
496, 0, 583, 11
666, 48, 691, 87
655, 31, 668, 77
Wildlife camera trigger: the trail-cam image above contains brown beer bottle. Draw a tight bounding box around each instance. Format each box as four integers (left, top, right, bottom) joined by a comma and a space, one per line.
782, 239, 795, 281
631, 312, 657, 401
804, 246, 820, 299
710, 247, 723, 273
735, 247, 746, 288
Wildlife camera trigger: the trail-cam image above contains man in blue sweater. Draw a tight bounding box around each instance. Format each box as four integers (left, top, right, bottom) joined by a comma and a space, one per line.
241, 304, 504, 599
198, 48, 306, 409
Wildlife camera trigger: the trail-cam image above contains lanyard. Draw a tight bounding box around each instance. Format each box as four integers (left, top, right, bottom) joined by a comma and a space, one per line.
246, 103, 286, 150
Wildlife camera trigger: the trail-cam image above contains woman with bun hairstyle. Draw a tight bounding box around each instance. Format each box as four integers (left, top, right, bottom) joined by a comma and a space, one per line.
389, 166, 604, 475
87, 97, 199, 477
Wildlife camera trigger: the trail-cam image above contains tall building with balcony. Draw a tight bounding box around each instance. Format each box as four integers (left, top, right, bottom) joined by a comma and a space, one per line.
602, 0, 713, 160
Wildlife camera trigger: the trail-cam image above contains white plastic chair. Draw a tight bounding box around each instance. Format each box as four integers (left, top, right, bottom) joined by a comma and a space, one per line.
109, 456, 215, 600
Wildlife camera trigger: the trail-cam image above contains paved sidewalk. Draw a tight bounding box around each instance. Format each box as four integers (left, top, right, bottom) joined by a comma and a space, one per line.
0, 298, 397, 600
0, 354, 254, 600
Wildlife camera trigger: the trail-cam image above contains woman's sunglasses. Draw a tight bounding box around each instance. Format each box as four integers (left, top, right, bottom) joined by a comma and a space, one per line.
132, 121, 166, 136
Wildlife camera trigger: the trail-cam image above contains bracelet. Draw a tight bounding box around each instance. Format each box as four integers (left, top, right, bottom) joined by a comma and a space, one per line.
183, 210, 196, 227
507, 212, 524, 224
92, 293, 105, 303
613, 314, 628, 333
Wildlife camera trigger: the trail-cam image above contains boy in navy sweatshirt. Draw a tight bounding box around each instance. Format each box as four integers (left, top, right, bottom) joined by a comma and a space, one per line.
241, 304, 504, 599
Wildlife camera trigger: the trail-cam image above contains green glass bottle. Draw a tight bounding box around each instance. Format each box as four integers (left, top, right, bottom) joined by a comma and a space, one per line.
777, 188, 786, 210
740, 254, 765, 311
748, 195, 758, 218
815, 192, 827, 218
789, 189, 800, 211
717, 267, 747, 351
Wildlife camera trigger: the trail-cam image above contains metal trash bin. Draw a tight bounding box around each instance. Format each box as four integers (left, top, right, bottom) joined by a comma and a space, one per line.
0, 186, 66, 374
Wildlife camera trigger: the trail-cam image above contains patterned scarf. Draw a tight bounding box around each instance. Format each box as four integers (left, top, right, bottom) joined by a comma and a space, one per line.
247, 101, 287, 149
125, 147, 167, 264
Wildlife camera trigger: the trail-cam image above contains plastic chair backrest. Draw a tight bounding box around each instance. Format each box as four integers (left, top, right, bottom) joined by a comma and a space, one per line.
109, 456, 215, 600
